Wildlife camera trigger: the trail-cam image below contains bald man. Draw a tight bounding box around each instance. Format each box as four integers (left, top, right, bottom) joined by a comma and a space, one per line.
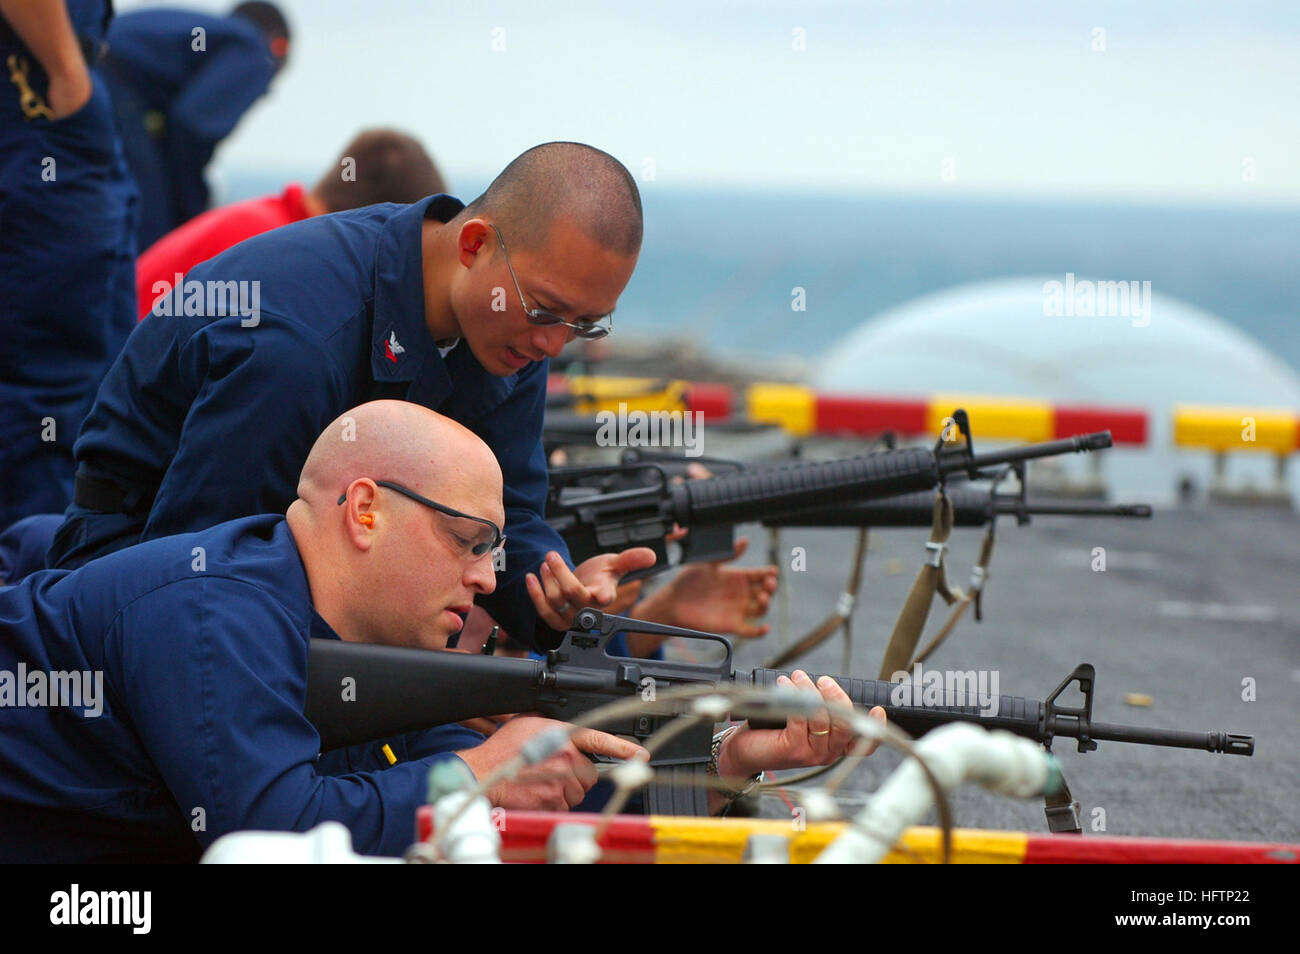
46, 142, 649, 651
1, 402, 871, 860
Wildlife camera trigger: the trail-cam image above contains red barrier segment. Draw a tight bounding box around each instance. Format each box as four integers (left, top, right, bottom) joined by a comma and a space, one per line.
685, 383, 734, 420
1054, 406, 1148, 445
816, 395, 930, 437
1023, 833, 1297, 864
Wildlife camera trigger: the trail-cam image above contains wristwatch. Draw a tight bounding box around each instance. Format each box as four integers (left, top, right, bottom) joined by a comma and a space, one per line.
708, 724, 763, 800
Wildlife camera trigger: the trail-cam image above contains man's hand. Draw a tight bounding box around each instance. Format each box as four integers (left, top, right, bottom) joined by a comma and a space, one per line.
637, 537, 778, 639
718, 671, 887, 779
525, 548, 656, 631
45, 63, 92, 119
454, 716, 646, 811
0, 0, 92, 119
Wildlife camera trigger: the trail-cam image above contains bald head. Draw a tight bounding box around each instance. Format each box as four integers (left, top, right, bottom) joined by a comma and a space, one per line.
460, 142, 642, 257
295, 401, 501, 515
288, 402, 505, 647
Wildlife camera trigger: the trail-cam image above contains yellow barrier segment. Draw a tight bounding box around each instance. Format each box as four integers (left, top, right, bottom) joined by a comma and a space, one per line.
927, 395, 1054, 443
747, 383, 816, 437
565, 375, 687, 416
1172, 405, 1298, 454
649, 817, 1028, 864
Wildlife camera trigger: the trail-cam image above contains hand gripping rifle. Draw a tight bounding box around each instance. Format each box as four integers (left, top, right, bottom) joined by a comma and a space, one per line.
546, 409, 1114, 580
304, 609, 1254, 819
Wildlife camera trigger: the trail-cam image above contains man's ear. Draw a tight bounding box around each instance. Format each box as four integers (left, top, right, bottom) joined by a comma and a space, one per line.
341, 479, 379, 552
456, 219, 492, 268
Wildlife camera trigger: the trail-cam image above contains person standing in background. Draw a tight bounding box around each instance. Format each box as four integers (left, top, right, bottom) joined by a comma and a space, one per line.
136, 129, 447, 319
103, 2, 291, 248
0, 0, 138, 534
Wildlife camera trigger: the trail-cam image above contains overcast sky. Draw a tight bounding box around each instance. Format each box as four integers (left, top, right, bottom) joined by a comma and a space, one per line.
117, 0, 1299, 204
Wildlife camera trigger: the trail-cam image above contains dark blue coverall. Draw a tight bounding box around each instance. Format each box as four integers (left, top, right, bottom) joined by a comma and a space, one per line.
102, 7, 278, 248
0, 513, 481, 862
49, 195, 570, 649
0, 1, 138, 535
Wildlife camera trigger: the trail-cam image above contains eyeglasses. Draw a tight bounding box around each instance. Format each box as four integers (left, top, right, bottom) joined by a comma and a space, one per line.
337, 480, 506, 564
489, 223, 613, 340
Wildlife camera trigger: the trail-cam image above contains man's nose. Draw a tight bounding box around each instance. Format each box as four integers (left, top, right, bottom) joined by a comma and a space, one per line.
465, 554, 498, 596
530, 324, 573, 360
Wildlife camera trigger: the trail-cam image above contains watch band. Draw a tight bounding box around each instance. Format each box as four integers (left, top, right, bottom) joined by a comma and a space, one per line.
708, 724, 763, 800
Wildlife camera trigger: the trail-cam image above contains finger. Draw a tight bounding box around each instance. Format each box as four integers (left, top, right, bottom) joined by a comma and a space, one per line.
615, 546, 657, 574
546, 552, 596, 610
778, 672, 808, 741
570, 727, 647, 762
861, 705, 887, 757
665, 524, 689, 543
817, 675, 855, 756
567, 747, 598, 790
792, 670, 831, 748
562, 769, 587, 808
526, 572, 568, 631
539, 560, 566, 607
686, 463, 713, 480
734, 621, 770, 639
731, 536, 750, 560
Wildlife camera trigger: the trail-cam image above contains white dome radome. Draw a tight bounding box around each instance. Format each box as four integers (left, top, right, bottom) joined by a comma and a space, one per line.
817, 278, 1300, 500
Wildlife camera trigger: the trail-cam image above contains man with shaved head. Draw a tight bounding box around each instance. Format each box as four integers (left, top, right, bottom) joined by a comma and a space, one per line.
46, 142, 651, 651
0, 403, 873, 861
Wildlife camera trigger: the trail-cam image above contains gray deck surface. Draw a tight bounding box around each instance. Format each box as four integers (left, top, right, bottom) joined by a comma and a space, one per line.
668, 504, 1298, 842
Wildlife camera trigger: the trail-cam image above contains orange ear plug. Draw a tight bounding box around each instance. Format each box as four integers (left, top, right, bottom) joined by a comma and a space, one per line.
358, 513, 374, 527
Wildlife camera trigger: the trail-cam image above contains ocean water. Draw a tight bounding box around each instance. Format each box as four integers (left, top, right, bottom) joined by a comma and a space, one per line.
219, 171, 1297, 499
221, 172, 1299, 373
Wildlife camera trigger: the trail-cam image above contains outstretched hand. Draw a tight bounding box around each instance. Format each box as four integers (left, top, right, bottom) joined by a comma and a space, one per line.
525, 548, 657, 631
645, 537, 778, 638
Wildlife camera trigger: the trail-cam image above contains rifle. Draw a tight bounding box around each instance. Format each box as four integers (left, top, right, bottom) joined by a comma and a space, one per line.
547, 409, 1114, 579
304, 609, 1254, 818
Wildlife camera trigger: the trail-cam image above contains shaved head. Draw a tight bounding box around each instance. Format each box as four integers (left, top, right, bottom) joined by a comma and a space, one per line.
296, 400, 500, 515
460, 142, 642, 257
287, 401, 505, 647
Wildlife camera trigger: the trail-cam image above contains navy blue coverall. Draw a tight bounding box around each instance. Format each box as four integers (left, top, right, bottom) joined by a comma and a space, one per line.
49, 194, 570, 649
0, 1, 138, 536
103, 7, 279, 248
0, 513, 481, 862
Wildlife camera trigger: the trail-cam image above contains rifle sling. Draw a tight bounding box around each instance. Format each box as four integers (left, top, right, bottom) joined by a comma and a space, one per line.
763, 528, 869, 670
878, 492, 957, 680
913, 524, 997, 665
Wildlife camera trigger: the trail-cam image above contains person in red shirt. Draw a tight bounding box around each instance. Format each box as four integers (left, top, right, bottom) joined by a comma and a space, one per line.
136, 128, 446, 318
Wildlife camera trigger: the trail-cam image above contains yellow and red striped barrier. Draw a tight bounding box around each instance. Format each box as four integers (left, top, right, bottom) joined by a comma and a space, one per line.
1173, 405, 1300, 454
418, 810, 1296, 864
550, 375, 1149, 446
